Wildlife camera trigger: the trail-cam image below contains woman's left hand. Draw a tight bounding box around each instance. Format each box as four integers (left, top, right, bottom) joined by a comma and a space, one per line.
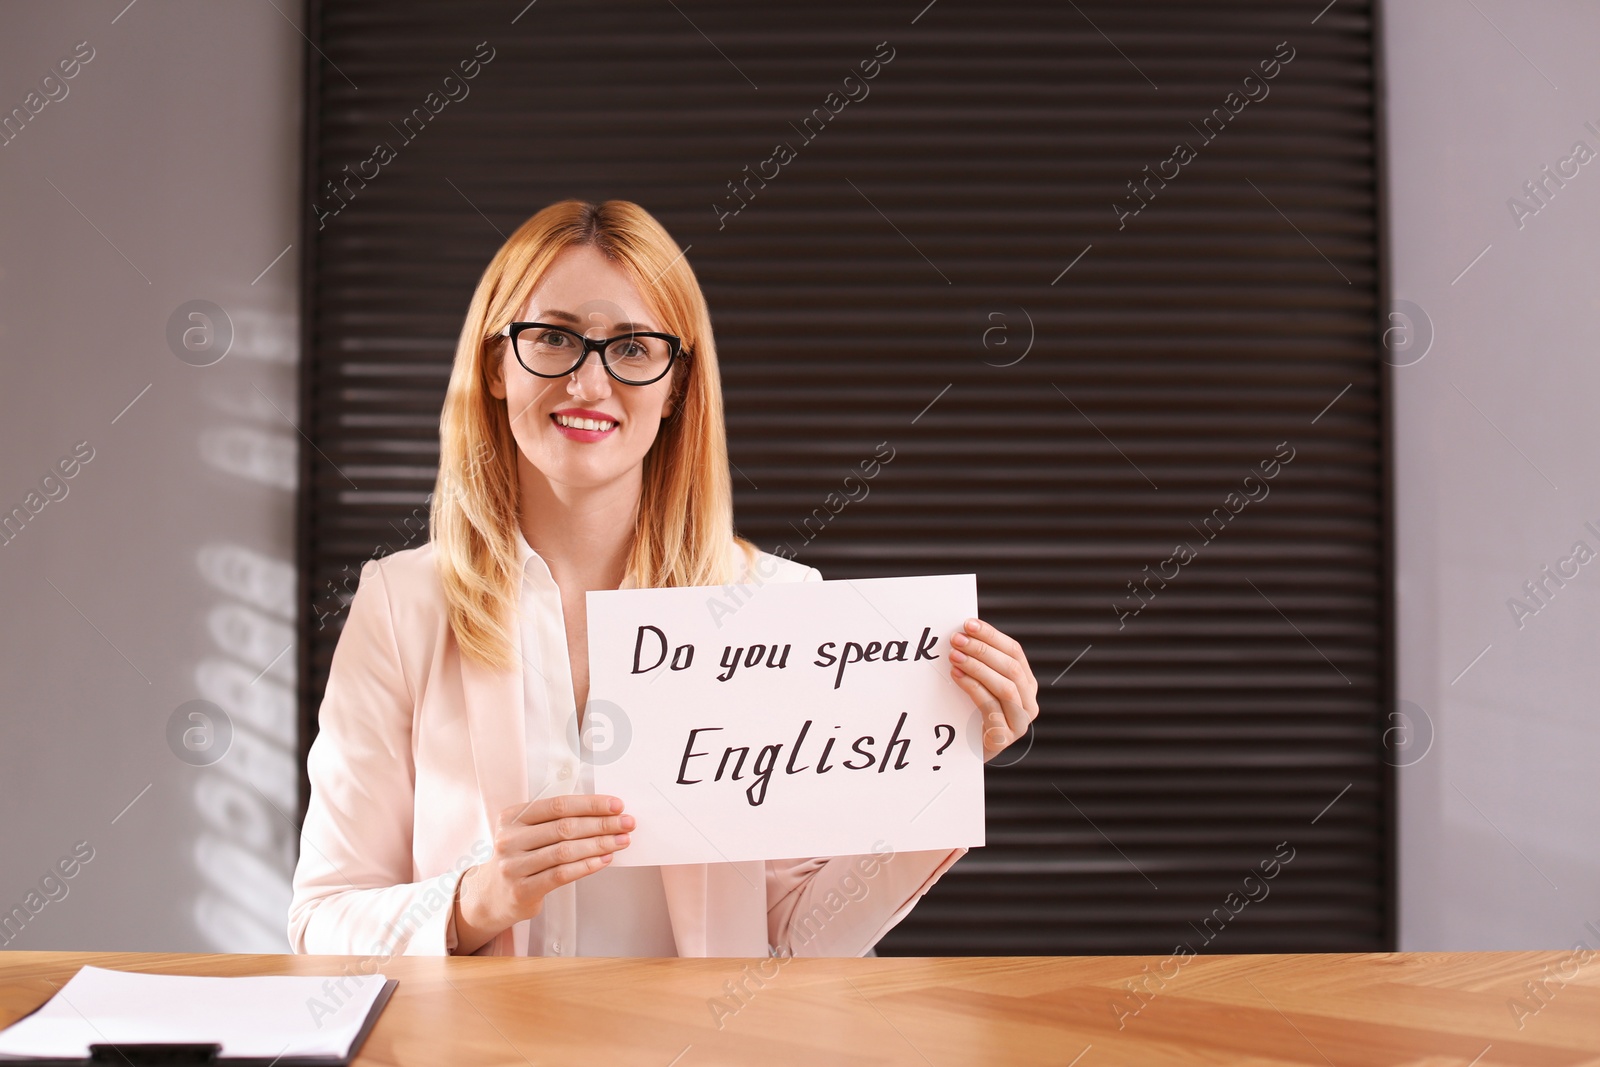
948, 617, 1039, 762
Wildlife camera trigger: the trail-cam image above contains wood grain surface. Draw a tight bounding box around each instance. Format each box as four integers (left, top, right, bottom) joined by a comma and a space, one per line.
2, 951, 1597, 1065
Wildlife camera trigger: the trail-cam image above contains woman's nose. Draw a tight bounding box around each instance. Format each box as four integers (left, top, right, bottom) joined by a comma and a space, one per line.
568, 350, 613, 399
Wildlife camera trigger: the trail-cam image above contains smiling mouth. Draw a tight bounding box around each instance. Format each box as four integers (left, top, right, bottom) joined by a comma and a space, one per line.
552, 413, 619, 432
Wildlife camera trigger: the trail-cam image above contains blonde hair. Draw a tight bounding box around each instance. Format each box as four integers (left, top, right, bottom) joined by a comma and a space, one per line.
430, 199, 757, 670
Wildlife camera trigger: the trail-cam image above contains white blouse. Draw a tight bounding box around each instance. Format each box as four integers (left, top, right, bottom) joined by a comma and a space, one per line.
511, 526, 678, 957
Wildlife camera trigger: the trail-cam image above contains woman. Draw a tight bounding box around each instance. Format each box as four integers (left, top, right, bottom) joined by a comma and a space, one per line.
287, 199, 1040, 959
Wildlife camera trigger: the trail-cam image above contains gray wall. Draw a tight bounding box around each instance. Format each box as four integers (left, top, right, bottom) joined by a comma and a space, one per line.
1386, 1, 1600, 948
0, 1, 301, 952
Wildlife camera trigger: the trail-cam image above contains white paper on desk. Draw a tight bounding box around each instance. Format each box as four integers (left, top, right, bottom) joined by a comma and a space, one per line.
587, 572, 986, 866
0, 965, 386, 1059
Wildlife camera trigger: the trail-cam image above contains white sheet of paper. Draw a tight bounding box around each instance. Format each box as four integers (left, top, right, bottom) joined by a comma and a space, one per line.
0, 965, 386, 1059
587, 572, 985, 866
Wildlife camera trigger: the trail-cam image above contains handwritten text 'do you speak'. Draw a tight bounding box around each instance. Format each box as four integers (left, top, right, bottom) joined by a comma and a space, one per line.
631, 624, 942, 690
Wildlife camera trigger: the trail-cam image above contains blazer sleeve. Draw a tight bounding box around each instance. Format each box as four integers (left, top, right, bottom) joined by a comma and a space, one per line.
766, 846, 966, 957
287, 557, 467, 956
763, 563, 968, 957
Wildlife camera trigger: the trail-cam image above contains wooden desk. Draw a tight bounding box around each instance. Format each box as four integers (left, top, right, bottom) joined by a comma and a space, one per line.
2, 951, 1597, 1065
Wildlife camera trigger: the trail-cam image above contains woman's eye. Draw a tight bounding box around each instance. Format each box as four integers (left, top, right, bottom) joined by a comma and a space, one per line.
538, 330, 572, 346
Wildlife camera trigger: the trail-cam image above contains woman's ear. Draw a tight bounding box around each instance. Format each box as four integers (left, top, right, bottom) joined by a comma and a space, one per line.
486, 345, 507, 400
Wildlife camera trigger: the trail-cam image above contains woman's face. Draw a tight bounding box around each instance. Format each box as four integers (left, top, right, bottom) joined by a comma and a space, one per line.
488, 244, 678, 492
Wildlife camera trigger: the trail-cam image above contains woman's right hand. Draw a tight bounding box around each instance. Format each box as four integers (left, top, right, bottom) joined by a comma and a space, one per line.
451, 793, 634, 955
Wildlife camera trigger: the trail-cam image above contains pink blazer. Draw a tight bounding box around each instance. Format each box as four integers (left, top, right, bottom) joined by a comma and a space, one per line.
287, 540, 967, 958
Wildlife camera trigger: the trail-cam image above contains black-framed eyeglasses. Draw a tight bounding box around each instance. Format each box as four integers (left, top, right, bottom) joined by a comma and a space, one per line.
498, 322, 685, 386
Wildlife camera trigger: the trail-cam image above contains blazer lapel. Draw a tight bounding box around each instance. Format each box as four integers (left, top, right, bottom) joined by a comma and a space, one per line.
459, 620, 526, 850
457, 622, 527, 956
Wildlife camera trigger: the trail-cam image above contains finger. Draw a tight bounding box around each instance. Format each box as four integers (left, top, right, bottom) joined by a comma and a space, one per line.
950, 637, 1020, 691
523, 852, 616, 899
504, 793, 623, 827
510, 832, 631, 880
950, 648, 1030, 737
955, 620, 1039, 710
955, 635, 1040, 714
948, 668, 1017, 756
507, 813, 635, 853
959, 617, 1026, 662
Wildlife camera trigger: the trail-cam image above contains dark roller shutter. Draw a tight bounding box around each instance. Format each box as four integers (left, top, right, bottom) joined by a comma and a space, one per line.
298, 0, 1393, 954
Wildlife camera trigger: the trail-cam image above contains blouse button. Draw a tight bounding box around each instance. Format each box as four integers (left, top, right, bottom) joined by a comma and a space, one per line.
557, 764, 572, 780
551, 939, 562, 954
